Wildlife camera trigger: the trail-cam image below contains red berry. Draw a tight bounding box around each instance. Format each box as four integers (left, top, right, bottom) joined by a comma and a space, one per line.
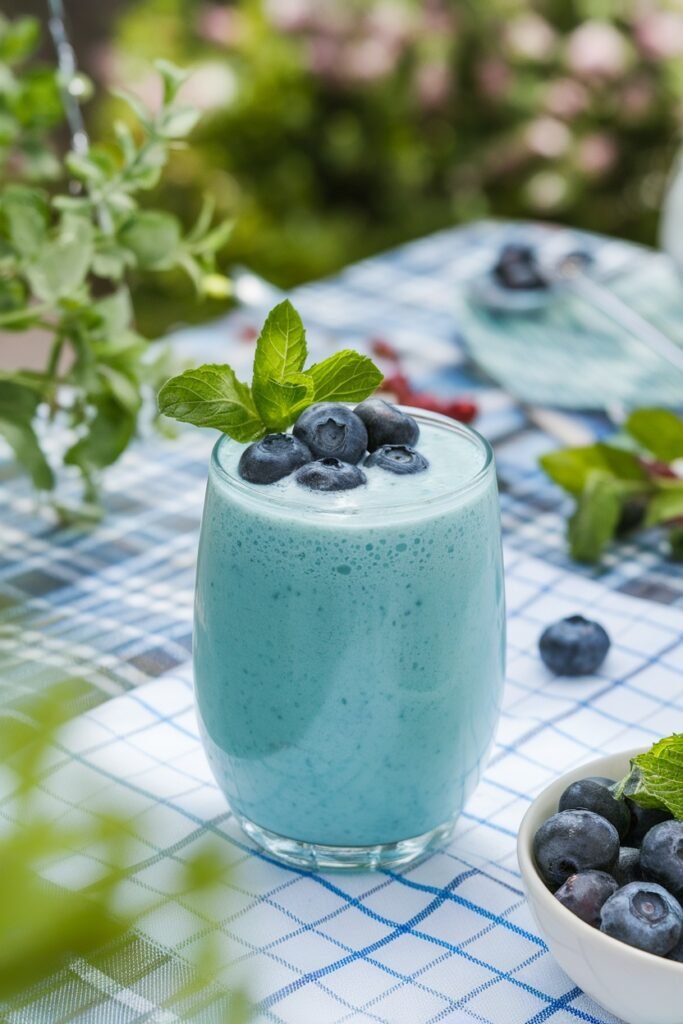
371, 337, 400, 362
443, 400, 478, 424
239, 324, 259, 343
380, 372, 411, 402
644, 460, 678, 480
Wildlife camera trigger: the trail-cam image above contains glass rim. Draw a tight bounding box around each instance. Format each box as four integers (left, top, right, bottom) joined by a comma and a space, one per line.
209, 406, 495, 519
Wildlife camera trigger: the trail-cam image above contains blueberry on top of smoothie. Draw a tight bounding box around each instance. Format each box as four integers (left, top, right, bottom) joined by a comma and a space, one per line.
295, 457, 366, 492
238, 433, 312, 484
354, 397, 419, 451
365, 445, 429, 475
293, 402, 368, 464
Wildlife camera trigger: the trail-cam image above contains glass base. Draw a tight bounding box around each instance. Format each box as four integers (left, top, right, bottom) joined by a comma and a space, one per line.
236, 814, 455, 871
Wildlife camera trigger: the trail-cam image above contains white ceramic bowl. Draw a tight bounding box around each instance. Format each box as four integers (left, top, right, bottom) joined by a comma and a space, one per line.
518, 748, 683, 1024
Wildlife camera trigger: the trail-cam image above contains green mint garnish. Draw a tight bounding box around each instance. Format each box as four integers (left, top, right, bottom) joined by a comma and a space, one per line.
157, 364, 264, 442
538, 408, 683, 564
158, 299, 383, 439
614, 734, 683, 819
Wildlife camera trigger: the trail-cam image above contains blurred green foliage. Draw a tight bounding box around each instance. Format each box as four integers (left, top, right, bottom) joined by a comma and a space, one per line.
108, 0, 683, 304
0, 680, 250, 1019
0, 17, 231, 502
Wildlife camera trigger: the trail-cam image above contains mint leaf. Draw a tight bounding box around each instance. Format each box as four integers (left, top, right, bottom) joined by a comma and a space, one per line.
615, 734, 683, 819
118, 211, 181, 270
25, 218, 93, 301
158, 364, 264, 442
253, 372, 314, 432
540, 443, 647, 496
567, 470, 624, 563
307, 350, 383, 403
2, 185, 48, 258
626, 408, 683, 462
645, 486, 683, 527
253, 300, 307, 392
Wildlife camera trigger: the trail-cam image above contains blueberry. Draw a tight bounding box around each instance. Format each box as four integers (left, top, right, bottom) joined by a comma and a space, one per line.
624, 801, 673, 848
539, 615, 610, 676
293, 403, 367, 464
364, 445, 429, 475
493, 244, 546, 291
533, 809, 620, 890
238, 433, 312, 484
559, 778, 630, 840
354, 398, 419, 451
295, 457, 366, 492
600, 881, 683, 957
640, 820, 683, 902
554, 870, 618, 928
613, 847, 641, 887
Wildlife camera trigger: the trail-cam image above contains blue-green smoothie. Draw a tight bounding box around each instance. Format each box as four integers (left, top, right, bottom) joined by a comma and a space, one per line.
194, 410, 505, 864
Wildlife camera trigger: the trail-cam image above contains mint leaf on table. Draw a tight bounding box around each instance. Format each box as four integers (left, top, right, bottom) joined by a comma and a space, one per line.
567, 470, 627, 563
626, 408, 683, 462
158, 364, 264, 442
615, 735, 683, 819
307, 350, 384, 403
540, 443, 647, 496
645, 486, 683, 527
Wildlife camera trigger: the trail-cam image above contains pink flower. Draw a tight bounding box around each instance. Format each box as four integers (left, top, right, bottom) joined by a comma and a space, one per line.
341, 36, 400, 83
196, 5, 242, 47
366, 1, 418, 47
621, 77, 655, 119
307, 35, 344, 78
415, 61, 453, 110
476, 57, 511, 100
577, 133, 618, 177
505, 13, 556, 61
566, 21, 629, 79
525, 117, 571, 159
635, 12, 683, 61
545, 78, 589, 120
264, 0, 317, 33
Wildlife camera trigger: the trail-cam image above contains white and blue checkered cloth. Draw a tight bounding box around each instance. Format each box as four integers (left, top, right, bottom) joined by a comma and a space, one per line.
2, 222, 683, 1024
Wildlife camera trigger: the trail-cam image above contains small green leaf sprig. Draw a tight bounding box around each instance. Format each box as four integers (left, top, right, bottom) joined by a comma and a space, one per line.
614, 734, 683, 821
158, 299, 383, 439
0, 18, 233, 508
540, 408, 683, 564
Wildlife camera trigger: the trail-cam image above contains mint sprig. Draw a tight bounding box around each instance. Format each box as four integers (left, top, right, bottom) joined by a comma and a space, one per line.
614, 734, 683, 820
158, 299, 384, 439
539, 408, 683, 564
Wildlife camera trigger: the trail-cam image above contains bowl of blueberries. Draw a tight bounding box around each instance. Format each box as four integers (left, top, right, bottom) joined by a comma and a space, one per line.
518, 746, 683, 1024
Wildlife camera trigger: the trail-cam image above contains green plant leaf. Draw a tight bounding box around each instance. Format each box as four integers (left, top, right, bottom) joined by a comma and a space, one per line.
307, 349, 384, 403
670, 526, 683, 562
567, 470, 623, 563
95, 290, 133, 335
626, 408, 683, 462
65, 396, 137, 472
252, 299, 307, 392
158, 364, 264, 442
155, 58, 189, 104
615, 734, 683, 819
158, 105, 201, 139
645, 486, 683, 527
2, 184, 48, 258
254, 372, 314, 432
118, 211, 181, 270
539, 442, 647, 496
0, 16, 39, 64
25, 217, 93, 300
0, 417, 53, 489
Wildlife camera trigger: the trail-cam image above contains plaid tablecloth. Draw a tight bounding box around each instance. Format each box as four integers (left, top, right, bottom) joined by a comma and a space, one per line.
2, 222, 683, 1024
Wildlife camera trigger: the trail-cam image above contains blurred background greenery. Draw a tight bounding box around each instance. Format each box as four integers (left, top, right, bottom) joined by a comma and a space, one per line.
6, 0, 683, 331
